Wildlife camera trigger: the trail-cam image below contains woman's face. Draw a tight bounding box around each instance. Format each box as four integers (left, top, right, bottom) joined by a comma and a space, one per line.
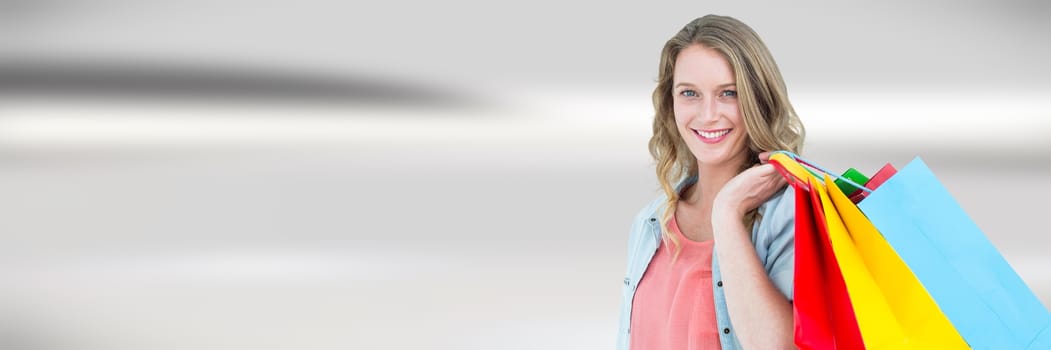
672, 44, 750, 170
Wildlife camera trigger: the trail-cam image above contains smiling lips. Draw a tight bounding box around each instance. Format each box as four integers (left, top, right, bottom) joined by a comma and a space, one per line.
694, 128, 731, 144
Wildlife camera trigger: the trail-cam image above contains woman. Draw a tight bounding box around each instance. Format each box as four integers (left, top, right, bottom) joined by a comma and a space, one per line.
617, 15, 806, 350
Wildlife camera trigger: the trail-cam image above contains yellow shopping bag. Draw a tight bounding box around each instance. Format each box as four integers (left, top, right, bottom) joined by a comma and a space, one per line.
770, 152, 967, 349
816, 175, 968, 349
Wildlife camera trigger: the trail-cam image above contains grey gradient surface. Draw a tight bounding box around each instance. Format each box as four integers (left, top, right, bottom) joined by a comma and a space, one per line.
0, 1, 1049, 349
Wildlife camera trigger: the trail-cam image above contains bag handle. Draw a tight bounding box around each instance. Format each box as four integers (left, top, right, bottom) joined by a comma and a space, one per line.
769, 150, 874, 193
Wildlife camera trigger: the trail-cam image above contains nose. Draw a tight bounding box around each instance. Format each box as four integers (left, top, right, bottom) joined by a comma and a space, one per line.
697, 97, 719, 124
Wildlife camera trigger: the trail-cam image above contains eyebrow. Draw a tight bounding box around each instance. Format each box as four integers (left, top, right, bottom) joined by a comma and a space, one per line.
673, 82, 737, 89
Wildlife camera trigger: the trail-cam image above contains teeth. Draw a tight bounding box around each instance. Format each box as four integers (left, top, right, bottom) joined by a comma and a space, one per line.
698, 129, 730, 139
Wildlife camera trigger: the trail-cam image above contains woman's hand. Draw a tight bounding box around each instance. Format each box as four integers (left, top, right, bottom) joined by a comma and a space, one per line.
713, 151, 787, 218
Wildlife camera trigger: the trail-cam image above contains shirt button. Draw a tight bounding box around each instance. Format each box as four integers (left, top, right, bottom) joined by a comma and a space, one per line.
723, 328, 731, 334
624, 277, 631, 285
649, 218, 657, 222
716, 281, 723, 287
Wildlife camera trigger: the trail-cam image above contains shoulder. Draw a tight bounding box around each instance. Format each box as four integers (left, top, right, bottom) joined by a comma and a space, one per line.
629, 193, 666, 237
759, 184, 794, 216
630, 176, 694, 229
755, 185, 795, 239
627, 179, 685, 246
635, 195, 665, 221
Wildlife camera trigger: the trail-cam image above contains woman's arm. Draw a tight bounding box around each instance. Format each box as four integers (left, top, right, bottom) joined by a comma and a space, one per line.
712, 162, 795, 349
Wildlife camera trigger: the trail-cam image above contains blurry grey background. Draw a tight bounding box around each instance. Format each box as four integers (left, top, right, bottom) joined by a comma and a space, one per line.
0, 0, 1049, 349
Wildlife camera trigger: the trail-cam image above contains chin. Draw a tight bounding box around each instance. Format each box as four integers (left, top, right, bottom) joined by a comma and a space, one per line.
694, 149, 747, 167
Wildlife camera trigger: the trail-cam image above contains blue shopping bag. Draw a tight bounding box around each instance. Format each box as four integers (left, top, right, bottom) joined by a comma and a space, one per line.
858, 157, 1051, 349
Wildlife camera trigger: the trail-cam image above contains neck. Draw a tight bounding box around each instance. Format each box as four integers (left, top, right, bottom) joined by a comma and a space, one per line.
681, 157, 749, 207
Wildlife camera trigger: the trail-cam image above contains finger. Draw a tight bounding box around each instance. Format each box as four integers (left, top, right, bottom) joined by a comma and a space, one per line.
760, 164, 788, 184
755, 163, 777, 175
757, 151, 772, 164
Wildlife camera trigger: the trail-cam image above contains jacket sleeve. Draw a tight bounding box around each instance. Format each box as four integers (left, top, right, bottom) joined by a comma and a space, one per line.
760, 186, 795, 301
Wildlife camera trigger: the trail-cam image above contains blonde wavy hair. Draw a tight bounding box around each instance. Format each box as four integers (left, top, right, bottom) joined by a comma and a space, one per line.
649, 15, 805, 254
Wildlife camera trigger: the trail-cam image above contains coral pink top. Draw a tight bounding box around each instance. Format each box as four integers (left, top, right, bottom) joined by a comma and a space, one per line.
629, 214, 721, 350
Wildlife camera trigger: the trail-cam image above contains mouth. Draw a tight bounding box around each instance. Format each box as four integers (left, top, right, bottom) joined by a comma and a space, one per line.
693, 128, 731, 144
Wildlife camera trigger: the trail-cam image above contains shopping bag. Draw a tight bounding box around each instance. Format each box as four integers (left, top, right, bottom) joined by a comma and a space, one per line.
791, 184, 835, 349
834, 167, 869, 195
848, 163, 896, 203
778, 159, 865, 350
858, 157, 1051, 349
814, 174, 968, 349
772, 152, 965, 348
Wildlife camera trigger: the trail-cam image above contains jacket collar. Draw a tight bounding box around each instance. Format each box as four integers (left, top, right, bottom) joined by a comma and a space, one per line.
645, 175, 698, 242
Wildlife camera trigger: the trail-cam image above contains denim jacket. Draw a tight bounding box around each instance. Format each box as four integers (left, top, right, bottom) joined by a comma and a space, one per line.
617, 176, 795, 350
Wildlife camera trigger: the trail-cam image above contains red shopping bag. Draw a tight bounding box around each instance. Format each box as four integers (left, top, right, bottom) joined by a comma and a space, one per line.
789, 178, 866, 350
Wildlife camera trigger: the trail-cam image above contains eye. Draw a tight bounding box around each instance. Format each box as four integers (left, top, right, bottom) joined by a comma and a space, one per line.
720, 90, 737, 98
679, 89, 698, 98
